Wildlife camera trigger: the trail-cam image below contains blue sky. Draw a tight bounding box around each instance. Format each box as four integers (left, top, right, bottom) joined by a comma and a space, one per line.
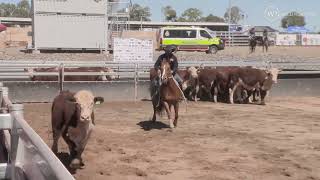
2, 0, 319, 31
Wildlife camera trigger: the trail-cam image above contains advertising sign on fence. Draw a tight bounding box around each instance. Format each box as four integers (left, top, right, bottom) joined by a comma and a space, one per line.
302, 34, 320, 46
113, 38, 153, 62
276, 34, 297, 46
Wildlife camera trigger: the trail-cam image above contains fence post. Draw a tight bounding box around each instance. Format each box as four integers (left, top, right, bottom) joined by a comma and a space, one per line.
0, 87, 9, 113
134, 64, 138, 102
59, 63, 64, 92
0, 82, 3, 109
9, 104, 24, 180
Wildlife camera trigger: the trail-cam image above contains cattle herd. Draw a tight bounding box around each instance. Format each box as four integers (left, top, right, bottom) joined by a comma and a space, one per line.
177, 66, 280, 105
30, 65, 280, 170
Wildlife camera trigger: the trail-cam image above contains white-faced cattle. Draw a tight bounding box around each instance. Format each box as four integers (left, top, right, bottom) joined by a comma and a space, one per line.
176, 67, 199, 101
51, 90, 104, 169
228, 67, 280, 105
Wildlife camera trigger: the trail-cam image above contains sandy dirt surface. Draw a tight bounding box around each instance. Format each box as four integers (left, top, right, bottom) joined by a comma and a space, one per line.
1, 46, 320, 62
23, 97, 320, 180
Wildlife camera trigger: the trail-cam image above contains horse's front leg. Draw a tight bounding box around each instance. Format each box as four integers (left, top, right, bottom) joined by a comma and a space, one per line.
173, 102, 179, 128
163, 101, 174, 128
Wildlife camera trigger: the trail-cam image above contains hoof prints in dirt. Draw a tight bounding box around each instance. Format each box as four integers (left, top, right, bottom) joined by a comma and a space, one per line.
115, 165, 147, 177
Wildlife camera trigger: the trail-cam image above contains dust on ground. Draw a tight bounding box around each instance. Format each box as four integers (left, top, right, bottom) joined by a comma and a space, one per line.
24, 97, 320, 180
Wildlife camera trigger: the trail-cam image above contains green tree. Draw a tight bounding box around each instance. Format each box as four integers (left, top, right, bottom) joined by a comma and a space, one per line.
0, 3, 17, 17
15, 0, 31, 17
224, 6, 244, 24
129, 4, 151, 21
202, 14, 225, 22
162, 6, 176, 22
0, 0, 31, 18
178, 8, 203, 22
281, 11, 306, 28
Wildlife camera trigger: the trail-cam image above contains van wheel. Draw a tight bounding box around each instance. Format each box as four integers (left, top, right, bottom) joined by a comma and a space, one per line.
206, 46, 218, 54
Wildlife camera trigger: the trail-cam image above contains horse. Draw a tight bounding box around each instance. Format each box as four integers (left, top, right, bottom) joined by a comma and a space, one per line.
262, 36, 269, 53
249, 36, 269, 53
249, 36, 258, 53
150, 59, 183, 128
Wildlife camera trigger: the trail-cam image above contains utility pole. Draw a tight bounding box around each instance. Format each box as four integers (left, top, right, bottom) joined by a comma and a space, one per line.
140, 16, 143, 30
228, 0, 232, 46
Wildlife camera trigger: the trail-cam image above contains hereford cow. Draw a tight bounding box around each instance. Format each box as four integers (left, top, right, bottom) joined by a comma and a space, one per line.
25, 67, 115, 81
228, 67, 280, 105
51, 90, 104, 169
196, 68, 219, 102
176, 67, 199, 101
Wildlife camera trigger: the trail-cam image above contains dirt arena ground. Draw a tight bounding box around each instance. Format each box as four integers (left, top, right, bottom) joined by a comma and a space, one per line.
24, 97, 320, 180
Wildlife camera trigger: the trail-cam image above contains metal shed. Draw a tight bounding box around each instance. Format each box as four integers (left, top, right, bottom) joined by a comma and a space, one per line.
31, 0, 108, 51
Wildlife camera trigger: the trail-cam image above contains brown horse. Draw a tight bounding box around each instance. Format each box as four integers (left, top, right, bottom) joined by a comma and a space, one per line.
150, 59, 183, 128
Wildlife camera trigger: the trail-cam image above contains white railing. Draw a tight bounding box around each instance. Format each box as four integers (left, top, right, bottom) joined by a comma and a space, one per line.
0, 83, 75, 180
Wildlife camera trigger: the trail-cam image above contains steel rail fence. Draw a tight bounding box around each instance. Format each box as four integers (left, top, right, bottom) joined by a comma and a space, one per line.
1, 60, 320, 102
0, 83, 75, 180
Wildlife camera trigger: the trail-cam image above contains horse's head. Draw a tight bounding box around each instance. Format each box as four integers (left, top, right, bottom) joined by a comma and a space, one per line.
160, 59, 172, 84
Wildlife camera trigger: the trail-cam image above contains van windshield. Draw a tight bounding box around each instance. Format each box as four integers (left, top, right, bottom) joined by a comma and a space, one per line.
200, 30, 212, 38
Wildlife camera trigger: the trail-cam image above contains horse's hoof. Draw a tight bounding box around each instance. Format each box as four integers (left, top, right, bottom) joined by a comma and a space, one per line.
259, 102, 266, 106
169, 124, 175, 129
70, 158, 81, 169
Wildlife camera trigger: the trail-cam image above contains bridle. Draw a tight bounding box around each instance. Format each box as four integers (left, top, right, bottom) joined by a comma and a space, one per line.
160, 62, 173, 83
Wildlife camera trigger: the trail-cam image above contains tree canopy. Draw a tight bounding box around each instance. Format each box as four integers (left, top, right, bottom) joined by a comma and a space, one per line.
162, 6, 177, 22
129, 4, 151, 21
281, 11, 306, 28
224, 6, 244, 24
0, 0, 30, 18
178, 8, 203, 22
201, 14, 225, 22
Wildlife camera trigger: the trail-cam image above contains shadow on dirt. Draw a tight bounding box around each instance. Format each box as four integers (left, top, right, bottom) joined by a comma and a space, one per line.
56, 152, 77, 174
137, 120, 170, 131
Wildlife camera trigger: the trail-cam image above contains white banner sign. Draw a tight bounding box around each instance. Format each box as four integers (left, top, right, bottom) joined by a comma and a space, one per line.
113, 38, 153, 62
276, 34, 297, 46
302, 34, 320, 46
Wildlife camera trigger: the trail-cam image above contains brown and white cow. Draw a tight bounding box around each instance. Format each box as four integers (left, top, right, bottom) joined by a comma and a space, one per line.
25, 67, 116, 81
228, 67, 280, 105
176, 67, 199, 101
196, 68, 219, 102
51, 90, 104, 169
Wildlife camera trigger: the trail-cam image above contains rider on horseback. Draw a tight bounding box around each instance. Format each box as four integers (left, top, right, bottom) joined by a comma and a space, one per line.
154, 46, 183, 88
263, 29, 268, 42
249, 27, 256, 40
